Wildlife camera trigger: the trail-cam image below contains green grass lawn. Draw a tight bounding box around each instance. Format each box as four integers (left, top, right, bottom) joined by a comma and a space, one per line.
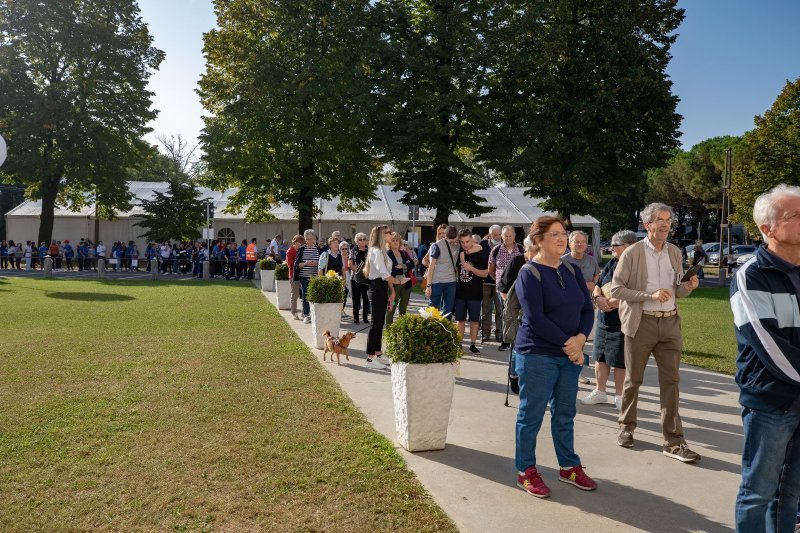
677, 287, 738, 374
0, 278, 455, 531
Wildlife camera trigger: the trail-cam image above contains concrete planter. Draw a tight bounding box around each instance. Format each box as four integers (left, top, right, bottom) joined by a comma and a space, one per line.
259, 269, 275, 291
254, 268, 260, 280
310, 302, 341, 349
391, 361, 457, 452
275, 279, 291, 310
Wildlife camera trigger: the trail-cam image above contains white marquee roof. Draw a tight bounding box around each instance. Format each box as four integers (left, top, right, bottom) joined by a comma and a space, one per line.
6, 181, 599, 228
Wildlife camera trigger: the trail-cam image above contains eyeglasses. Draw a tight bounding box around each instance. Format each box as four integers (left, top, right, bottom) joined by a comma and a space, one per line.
357, 238, 366, 241
555, 269, 566, 290
546, 231, 568, 239
611, 243, 624, 248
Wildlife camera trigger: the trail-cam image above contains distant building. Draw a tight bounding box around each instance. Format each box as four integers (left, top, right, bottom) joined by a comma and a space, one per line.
5, 181, 601, 252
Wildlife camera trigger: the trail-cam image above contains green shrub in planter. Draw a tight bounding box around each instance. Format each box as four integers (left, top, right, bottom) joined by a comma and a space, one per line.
274, 262, 289, 280
306, 275, 344, 303
386, 313, 463, 364
259, 257, 277, 270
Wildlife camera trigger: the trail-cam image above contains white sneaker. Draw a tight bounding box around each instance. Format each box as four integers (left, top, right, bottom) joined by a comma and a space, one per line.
366, 359, 389, 370
580, 390, 607, 405
376, 355, 392, 366
303, 316, 311, 324
615, 396, 622, 411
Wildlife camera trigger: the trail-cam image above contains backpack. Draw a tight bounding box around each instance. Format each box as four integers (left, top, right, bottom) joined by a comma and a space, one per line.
502, 259, 576, 344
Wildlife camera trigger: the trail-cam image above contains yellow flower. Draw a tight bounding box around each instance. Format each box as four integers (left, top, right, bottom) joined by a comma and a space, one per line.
325, 270, 340, 279
419, 306, 443, 320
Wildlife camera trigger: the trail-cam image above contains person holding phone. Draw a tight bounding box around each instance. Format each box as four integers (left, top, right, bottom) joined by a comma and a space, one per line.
293, 229, 323, 323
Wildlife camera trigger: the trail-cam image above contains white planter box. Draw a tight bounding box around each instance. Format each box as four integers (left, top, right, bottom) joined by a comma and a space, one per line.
254, 268, 260, 280
260, 269, 275, 291
391, 361, 457, 452
310, 302, 341, 349
275, 279, 291, 310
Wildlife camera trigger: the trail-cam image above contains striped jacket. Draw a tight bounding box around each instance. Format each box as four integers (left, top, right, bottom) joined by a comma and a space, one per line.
730, 245, 800, 412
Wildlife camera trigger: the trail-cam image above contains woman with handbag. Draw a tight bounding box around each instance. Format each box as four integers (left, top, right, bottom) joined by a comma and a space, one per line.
348, 232, 371, 324
385, 232, 415, 325
364, 225, 397, 371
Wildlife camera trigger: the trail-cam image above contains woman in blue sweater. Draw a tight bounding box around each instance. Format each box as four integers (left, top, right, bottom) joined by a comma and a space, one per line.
514, 216, 596, 499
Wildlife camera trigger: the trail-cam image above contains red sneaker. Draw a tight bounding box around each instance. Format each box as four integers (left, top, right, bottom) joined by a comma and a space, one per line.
517, 466, 551, 498
558, 465, 597, 491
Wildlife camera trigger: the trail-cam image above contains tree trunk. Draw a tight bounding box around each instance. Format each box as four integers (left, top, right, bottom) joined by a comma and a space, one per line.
37, 176, 60, 245
433, 208, 450, 232
296, 189, 315, 236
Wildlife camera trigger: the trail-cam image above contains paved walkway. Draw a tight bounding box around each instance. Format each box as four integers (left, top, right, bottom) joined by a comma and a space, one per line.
261, 285, 739, 533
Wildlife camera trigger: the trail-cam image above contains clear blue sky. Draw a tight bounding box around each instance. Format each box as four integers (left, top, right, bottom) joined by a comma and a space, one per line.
138, 0, 800, 152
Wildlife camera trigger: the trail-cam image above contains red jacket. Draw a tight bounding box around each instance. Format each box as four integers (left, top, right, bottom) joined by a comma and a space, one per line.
286, 245, 298, 279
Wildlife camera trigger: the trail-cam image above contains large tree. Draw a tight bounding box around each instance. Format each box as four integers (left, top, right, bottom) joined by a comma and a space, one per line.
0, 0, 164, 244
480, 0, 684, 224
373, 0, 493, 229
199, 0, 379, 232
731, 78, 800, 236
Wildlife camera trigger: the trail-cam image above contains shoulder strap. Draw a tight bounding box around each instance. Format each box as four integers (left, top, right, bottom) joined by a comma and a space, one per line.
560, 257, 576, 277
444, 241, 458, 276
491, 245, 500, 262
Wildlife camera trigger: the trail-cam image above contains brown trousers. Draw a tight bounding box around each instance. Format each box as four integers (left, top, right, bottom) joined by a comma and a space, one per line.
619, 314, 685, 447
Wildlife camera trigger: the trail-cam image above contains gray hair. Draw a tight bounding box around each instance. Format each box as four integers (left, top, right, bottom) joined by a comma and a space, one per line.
501, 225, 515, 234
611, 230, 638, 246
354, 232, 367, 241
489, 224, 501, 233
641, 202, 674, 225
303, 229, 316, 239
523, 235, 536, 251
568, 230, 588, 243
753, 184, 800, 241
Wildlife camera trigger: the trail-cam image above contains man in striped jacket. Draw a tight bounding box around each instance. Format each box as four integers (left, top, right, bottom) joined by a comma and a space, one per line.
730, 184, 800, 533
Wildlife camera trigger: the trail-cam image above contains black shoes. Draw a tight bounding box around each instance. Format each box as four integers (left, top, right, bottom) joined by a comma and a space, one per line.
499, 342, 510, 351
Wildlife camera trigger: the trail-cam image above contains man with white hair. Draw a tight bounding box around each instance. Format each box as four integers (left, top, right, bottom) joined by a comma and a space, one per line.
729, 184, 800, 533
610, 202, 700, 462
480, 224, 503, 343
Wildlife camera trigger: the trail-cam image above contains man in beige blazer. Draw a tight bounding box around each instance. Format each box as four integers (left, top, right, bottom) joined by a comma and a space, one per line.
610, 202, 701, 463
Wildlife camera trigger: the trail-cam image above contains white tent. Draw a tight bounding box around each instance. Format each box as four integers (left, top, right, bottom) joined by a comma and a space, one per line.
5, 181, 601, 253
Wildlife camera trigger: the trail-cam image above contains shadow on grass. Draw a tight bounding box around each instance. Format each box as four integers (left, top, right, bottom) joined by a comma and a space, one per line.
683, 350, 727, 360
45, 291, 135, 302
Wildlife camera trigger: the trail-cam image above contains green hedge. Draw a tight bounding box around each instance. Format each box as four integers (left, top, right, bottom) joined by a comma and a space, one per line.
259, 258, 277, 270
385, 314, 463, 364
274, 263, 289, 280
306, 275, 344, 303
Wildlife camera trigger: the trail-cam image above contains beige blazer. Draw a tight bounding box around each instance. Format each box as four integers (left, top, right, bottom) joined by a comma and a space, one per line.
609, 239, 692, 337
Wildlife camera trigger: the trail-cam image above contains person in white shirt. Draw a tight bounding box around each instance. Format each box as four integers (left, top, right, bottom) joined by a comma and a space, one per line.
364, 225, 398, 370
160, 241, 172, 274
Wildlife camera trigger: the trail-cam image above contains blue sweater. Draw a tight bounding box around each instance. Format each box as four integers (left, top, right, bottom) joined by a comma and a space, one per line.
730, 245, 800, 412
514, 261, 594, 357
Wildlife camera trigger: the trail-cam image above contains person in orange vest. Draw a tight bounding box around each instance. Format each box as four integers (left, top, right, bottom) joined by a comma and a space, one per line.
245, 238, 258, 280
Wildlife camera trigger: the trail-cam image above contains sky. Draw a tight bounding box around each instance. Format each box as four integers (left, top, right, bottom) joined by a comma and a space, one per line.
138, 0, 800, 153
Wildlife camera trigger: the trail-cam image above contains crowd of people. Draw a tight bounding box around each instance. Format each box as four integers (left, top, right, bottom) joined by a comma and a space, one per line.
0, 235, 291, 280
292, 195, 799, 532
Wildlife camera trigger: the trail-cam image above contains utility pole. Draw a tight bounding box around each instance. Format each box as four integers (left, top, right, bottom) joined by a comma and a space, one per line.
718, 148, 732, 287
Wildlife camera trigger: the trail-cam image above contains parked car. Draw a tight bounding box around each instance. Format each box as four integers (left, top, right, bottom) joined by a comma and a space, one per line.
735, 244, 762, 267
599, 240, 611, 254
685, 242, 717, 259
708, 244, 758, 266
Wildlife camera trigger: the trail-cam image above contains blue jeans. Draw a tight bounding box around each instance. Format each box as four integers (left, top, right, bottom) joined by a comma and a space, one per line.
429, 281, 457, 317
299, 278, 311, 316
736, 407, 800, 533
514, 351, 582, 472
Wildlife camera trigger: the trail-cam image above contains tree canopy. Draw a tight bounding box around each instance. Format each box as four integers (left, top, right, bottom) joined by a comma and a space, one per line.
373, 0, 493, 229
731, 78, 800, 236
0, 0, 164, 243
135, 179, 206, 243
480, 0, 684, 224
199, 0, 379, 232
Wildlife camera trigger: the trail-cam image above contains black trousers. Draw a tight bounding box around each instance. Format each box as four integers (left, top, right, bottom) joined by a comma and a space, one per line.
351, 279, 371, 321
366, 278, 388, 356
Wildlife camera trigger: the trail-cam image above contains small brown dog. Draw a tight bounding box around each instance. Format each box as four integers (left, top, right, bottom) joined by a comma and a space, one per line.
322, 330, 356, 365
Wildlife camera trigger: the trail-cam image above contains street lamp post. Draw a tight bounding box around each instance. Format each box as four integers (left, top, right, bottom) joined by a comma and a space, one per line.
718, 148, 732, 287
